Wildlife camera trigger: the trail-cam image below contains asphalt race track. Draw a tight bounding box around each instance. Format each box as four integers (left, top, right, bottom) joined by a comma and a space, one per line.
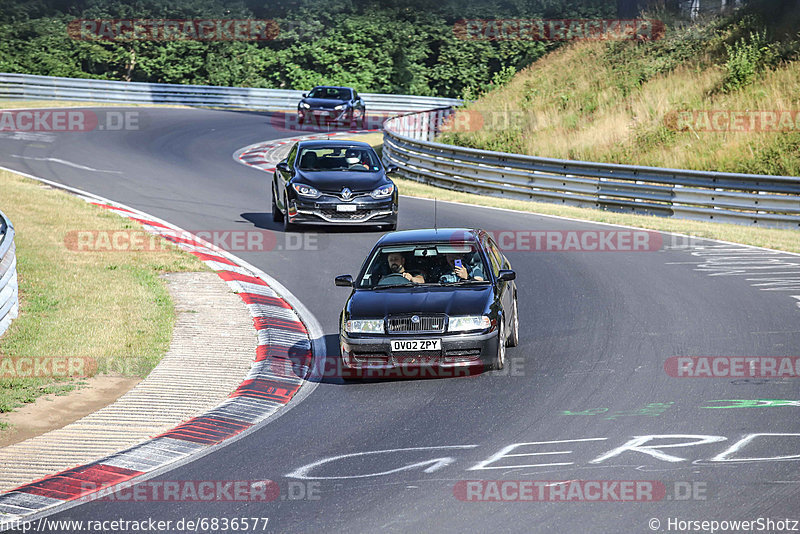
1, 107, 799, 533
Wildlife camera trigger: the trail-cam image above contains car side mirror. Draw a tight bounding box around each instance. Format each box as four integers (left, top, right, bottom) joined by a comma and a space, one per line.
302, 93, 307, 98
335, 275, 354, 287
498, 269, 516, 282
276, 161, 289, 173
386, 165, 399, 175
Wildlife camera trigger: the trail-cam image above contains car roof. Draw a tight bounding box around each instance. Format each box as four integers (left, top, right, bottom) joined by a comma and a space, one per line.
376, 228, 482, 246
310, 85, 353, 91
297, 140, 373, 149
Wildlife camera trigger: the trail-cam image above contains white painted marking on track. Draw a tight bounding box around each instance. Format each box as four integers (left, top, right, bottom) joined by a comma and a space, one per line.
286, 446, 479, 480
10, 155, 122, 173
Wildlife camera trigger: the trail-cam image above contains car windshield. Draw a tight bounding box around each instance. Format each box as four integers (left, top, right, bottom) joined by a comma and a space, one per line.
357, 244, 489, 289
297, 146, 381, 172
307, 87, 351, 100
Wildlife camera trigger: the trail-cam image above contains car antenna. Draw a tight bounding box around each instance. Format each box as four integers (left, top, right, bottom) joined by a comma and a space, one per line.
434, 197, 437, 230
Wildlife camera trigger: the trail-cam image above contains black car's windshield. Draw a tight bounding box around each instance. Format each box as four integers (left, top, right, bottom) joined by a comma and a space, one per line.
307, 87, 351, 100
297, 146, 381, 172
357, 244, 489, 289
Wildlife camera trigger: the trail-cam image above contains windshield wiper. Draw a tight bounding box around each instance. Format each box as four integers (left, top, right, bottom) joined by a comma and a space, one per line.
369, 283, 414, 290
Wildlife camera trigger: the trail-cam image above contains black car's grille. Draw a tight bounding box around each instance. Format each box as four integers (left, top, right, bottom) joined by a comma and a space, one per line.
318, 209, 372, 221
387, 315, 446, 333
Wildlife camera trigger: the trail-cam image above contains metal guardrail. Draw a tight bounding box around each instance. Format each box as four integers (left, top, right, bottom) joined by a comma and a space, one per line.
0, 210, 18, 338
383, 109, 800, 229
0, 73, 462, 113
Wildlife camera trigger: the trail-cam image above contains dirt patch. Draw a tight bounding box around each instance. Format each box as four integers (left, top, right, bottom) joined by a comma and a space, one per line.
0, 375, 140, 447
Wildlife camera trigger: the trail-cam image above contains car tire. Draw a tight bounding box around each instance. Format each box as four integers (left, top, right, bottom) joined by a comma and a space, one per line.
506, 295, 519, 348
272, 186, 284, 223
360, 112, 367, 130
494, 320, 506, 370
283, 193, 295, 232
382, 222, 397, 231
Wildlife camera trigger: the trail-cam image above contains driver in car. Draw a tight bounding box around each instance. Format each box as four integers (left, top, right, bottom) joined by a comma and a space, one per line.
436, 253, 485, 283
384, 252, 425, 284
345, 149, 370, 170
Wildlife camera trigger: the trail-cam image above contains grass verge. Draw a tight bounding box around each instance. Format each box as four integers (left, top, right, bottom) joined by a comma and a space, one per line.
0, 169, 206, 415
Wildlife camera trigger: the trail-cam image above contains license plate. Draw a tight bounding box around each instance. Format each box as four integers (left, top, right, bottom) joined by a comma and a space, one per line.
336, 204, 357, 212
391, 339, 441, 352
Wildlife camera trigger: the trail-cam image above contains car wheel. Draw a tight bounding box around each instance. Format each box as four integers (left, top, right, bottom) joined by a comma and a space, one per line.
382, 222, 397, 231
272, 186, 284, 223
349, 111, 357, 129
506, 295, 519, 348
283, 194, 295, 232
360, 112, 367, 129
494, 320, 506, 370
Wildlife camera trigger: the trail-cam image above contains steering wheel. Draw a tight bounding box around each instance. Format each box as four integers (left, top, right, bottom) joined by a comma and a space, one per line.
376, 273, 412, 286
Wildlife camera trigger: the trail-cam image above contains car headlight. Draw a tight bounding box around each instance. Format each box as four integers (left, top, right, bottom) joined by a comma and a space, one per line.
370, 184, 394, 199
292, 183, 321, 198
346, 319, 385, 334
334, 104, 346, 110
300, 102, 311, 109
448, 315, 492, 333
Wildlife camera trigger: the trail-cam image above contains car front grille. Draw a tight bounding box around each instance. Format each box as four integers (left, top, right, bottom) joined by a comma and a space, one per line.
387, 315, 446, 333
318, 209, 372, 221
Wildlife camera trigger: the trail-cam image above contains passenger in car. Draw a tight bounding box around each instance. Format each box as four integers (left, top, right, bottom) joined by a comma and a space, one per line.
435, 253, 485, 283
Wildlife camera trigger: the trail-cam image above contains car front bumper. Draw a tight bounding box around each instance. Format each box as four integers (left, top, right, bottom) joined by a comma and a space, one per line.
339, 329, 499, 378
287, 196, 397, 226
298, 108, 353, 123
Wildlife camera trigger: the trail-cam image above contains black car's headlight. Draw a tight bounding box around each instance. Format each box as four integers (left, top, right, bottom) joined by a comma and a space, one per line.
300, 102, 311, 109
292, 183, 321, 198
334, 104, 347, 111
448, 315, 492, 333
370, 184, 394, 199
345, 319, 385, 334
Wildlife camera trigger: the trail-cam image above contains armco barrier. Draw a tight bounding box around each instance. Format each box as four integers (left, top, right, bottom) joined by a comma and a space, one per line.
0, 73, 461, 113
0, 209, 18, 338
383, 109, 800, 229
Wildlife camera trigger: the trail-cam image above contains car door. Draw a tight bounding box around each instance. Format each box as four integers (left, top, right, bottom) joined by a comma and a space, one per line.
482, 233, 513, 332
275, 143, 298, 211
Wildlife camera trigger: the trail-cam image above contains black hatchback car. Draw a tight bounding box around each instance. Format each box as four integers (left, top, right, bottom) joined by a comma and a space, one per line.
272, 140, 398, 231
297, 86, 366, 129
335, 228, 519, 378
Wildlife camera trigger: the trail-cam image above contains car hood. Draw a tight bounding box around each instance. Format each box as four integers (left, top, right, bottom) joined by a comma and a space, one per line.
347, 285, 493, 318
302, 98, 347, 109
294, 170, 386, 193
